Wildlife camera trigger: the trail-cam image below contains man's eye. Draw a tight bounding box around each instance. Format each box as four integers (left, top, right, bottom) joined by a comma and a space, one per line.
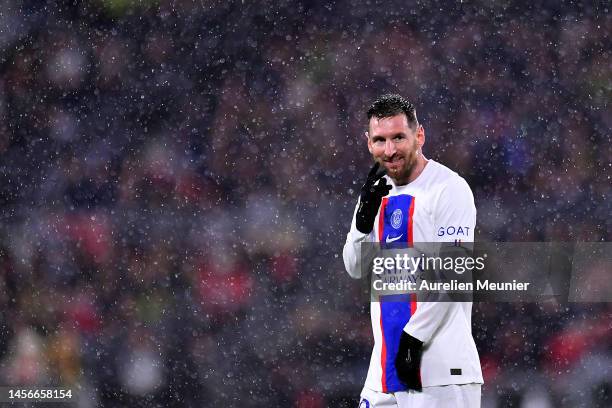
394, 135, 404, 141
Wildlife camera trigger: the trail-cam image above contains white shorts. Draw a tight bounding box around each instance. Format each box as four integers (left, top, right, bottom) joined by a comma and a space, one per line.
359, 384, 481, 408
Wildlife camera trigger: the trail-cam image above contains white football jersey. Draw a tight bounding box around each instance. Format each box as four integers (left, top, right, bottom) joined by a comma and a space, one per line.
343, 159, 483, 392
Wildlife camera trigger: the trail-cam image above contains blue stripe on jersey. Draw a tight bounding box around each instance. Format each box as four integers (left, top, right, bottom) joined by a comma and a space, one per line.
380, 294, 413, 392
380, 194, 413, 249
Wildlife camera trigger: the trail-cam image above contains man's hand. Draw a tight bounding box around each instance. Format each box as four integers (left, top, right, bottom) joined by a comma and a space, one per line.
395, 331, 424, 391
355, 162, 392, 234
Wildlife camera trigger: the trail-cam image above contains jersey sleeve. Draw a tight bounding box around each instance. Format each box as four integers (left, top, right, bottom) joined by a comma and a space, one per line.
342, 197, 375, 279
403, 176, 476, 343
433, 176, 476, 244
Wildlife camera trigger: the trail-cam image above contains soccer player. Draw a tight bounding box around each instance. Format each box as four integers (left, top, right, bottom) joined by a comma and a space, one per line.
343, 94, 483, 407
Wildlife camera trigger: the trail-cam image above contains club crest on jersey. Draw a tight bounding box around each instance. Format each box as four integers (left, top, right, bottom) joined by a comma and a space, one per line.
379, 194, 415, 249
391, 209, 403, 229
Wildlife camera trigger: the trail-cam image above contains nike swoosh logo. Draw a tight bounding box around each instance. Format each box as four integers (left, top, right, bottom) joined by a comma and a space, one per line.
385, 234, 403, 243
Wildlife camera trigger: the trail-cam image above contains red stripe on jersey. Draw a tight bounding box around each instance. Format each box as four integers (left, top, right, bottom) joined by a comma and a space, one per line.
407, 197, 415, 247
410, 293, 418, 315
377, 197, 389, 244
379, 310, 388, 393
378, 196, 390, 392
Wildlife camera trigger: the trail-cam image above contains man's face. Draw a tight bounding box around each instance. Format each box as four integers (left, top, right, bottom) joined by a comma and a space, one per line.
367, 114, 424, 184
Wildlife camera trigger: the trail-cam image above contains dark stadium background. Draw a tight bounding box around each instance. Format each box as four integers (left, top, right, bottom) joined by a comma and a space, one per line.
0, 1, 609, 407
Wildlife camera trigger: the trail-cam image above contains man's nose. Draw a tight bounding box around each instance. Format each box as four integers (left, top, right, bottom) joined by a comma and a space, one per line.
384, 139, 396, 157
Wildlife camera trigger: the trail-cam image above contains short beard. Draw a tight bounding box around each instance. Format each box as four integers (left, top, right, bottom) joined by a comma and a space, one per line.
387, 145, 419, 185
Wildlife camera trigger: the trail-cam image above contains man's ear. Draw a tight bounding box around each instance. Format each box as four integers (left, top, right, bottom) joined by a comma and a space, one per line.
417, 125, 425, 149
365, 131, 373, 154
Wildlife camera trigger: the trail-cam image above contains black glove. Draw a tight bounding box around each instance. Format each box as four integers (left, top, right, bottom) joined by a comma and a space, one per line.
395, 331, 424, 391
355, 162, 392, 234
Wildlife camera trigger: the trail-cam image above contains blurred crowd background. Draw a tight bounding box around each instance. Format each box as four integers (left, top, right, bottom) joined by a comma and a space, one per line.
0, 0, 610, 407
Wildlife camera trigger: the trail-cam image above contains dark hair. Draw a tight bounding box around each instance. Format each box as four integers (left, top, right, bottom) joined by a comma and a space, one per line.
367, 94, 418, 128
